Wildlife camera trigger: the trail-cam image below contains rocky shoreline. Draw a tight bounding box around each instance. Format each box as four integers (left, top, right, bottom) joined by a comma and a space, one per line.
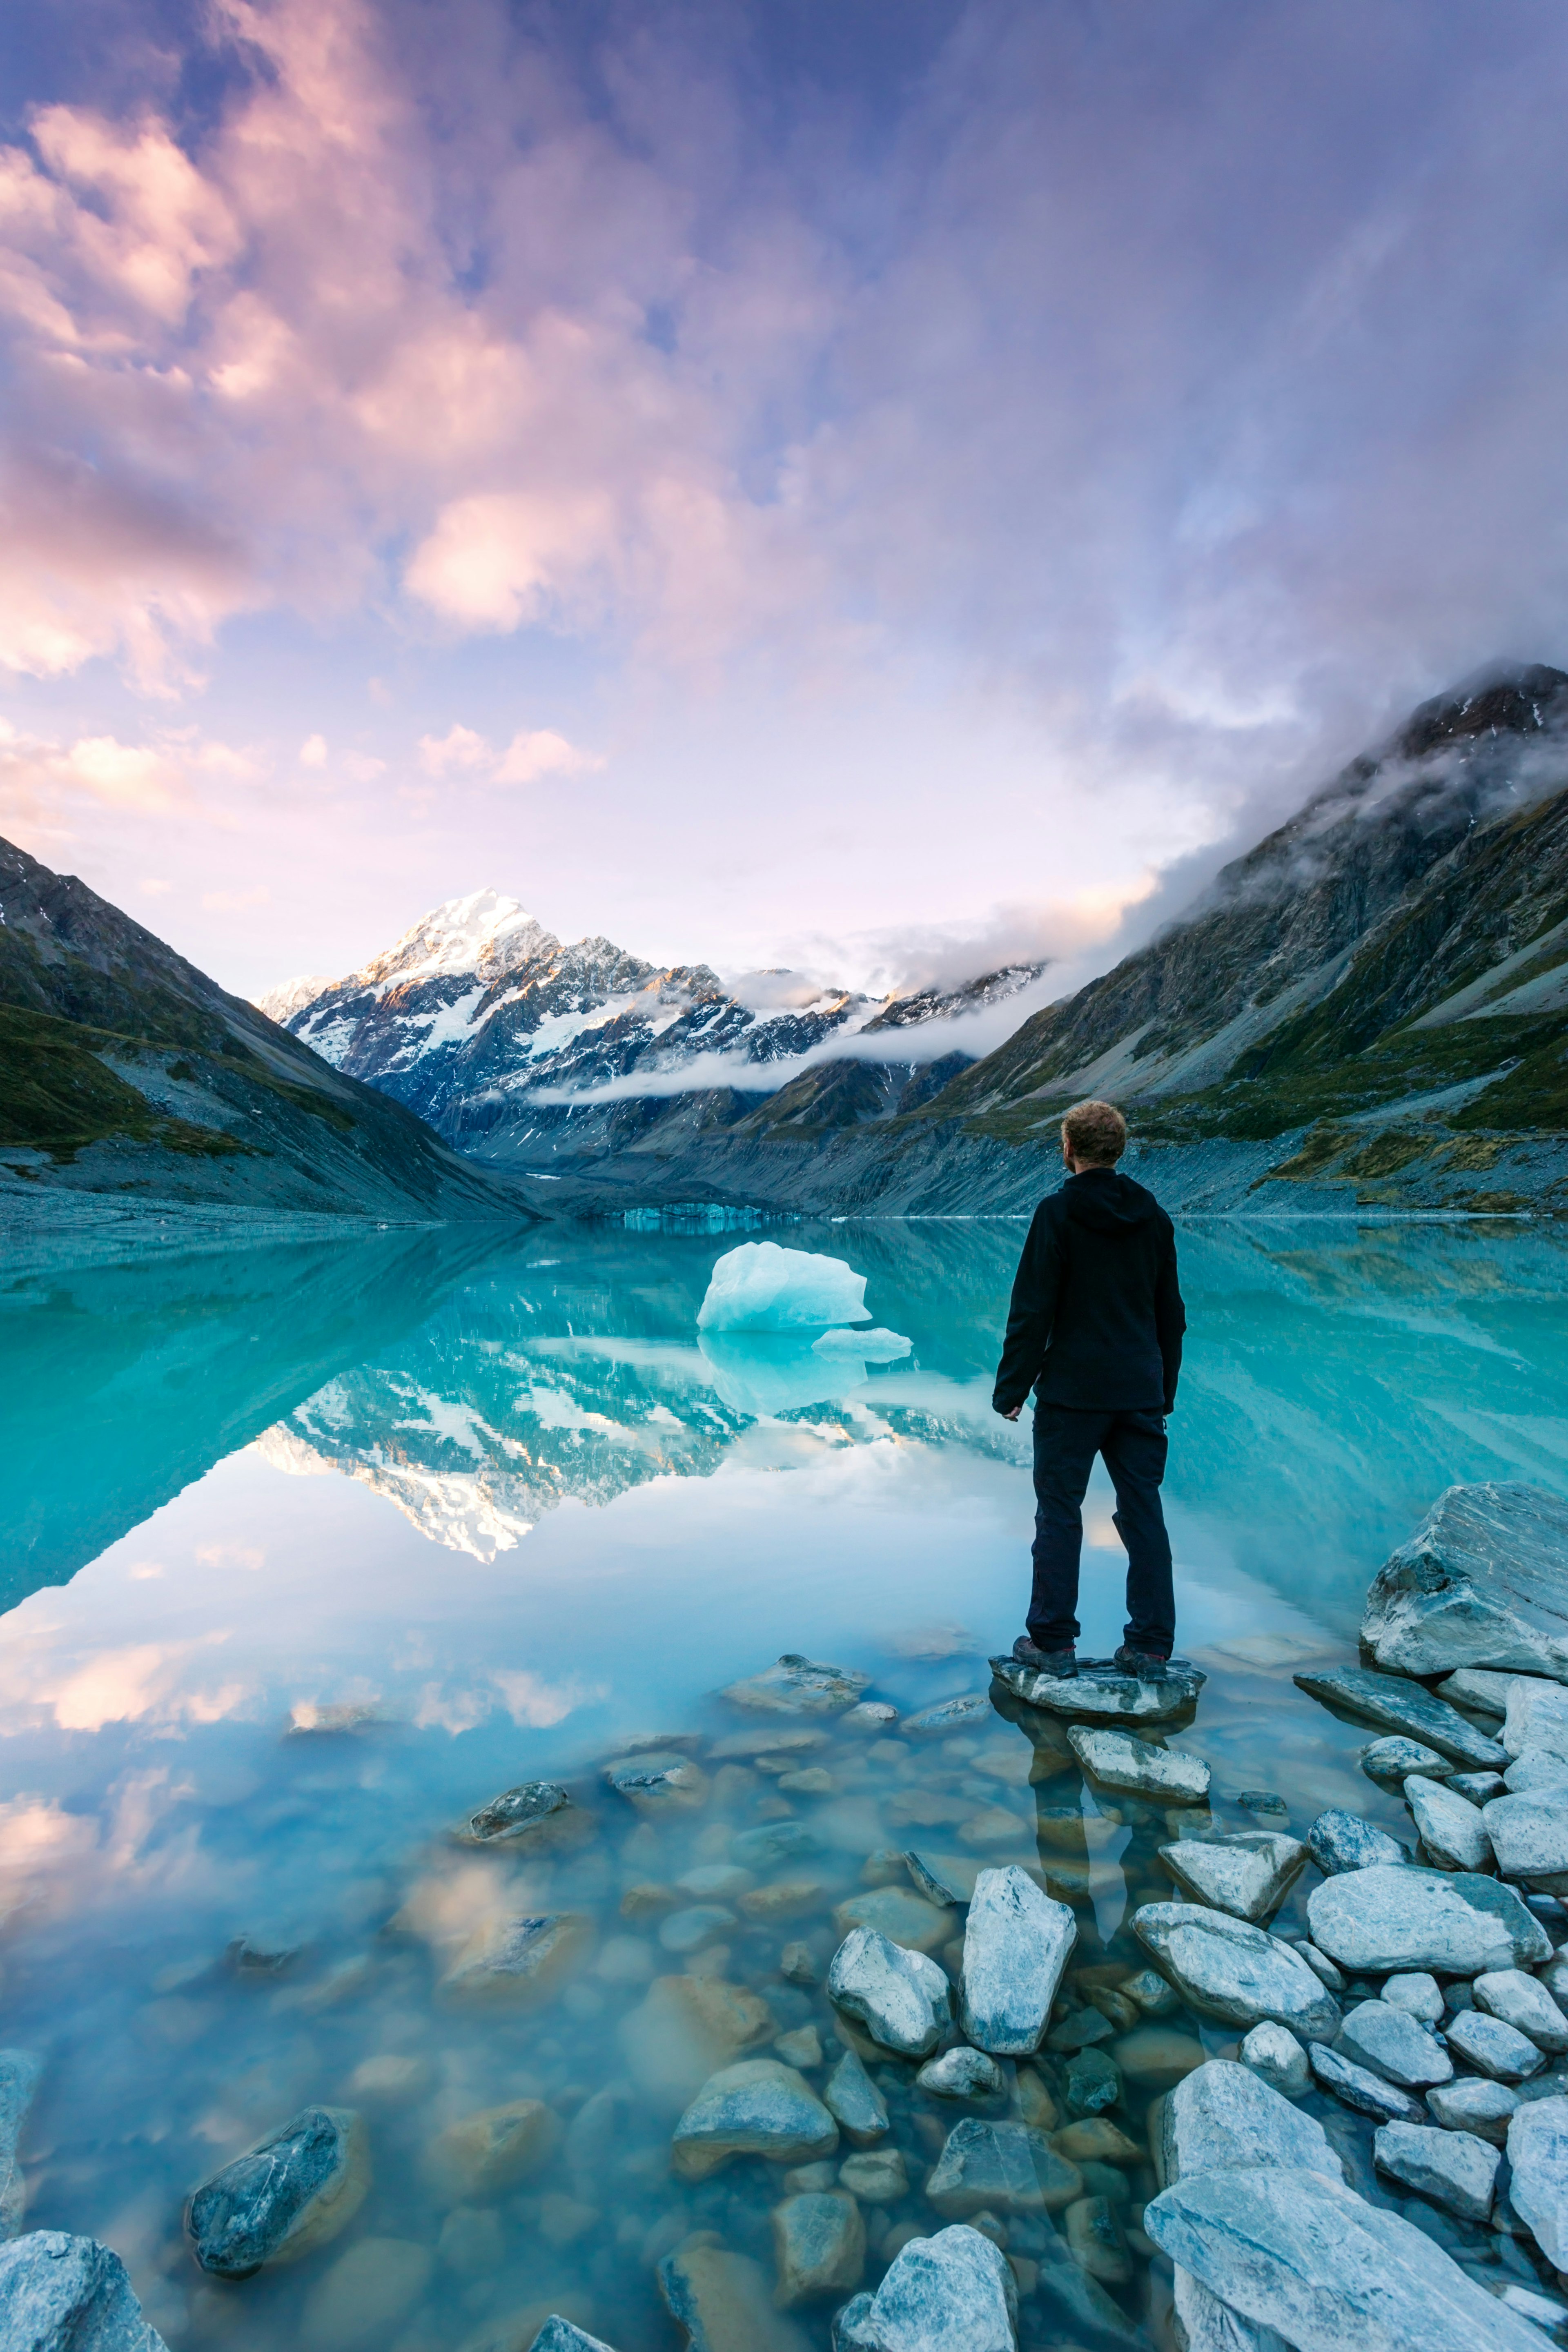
9, 1484, 1568, 2348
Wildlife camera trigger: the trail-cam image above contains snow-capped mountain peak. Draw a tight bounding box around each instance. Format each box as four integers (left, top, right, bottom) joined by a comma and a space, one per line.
256, 971, 337, 1023
359, 890, 557, 991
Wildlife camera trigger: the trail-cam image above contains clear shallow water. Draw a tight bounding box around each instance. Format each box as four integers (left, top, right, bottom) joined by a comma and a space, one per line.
2, 1215, 1568, 2348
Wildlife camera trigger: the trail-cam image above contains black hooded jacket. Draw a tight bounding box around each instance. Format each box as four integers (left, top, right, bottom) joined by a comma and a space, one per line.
992, 1168, 1185, 1416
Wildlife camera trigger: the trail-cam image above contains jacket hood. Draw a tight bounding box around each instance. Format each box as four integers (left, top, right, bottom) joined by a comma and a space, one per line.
1061, 1169, 1160, 1234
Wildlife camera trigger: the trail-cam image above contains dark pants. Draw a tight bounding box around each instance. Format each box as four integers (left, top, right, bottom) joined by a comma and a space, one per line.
1028, 1404, 1175, 1657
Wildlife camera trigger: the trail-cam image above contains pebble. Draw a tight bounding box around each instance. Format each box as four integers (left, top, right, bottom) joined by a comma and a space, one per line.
828, 1929, 952, 2058
860, 2223, 1019, 2352
1306, 1809, 1409, 1875
1382, 1972, 1445, 2025
773, 2194, 866, 2307
530, 2323, 619, 2352
916, 2048, 1003, 2100
618, 1971, 776, 2109
678, 1864, 754, 1901
823, 2049, 891, 2145
1288, 1939, 1346, 1993
1158, 1831, 1306, 1924
345, 2053, 432, 2105
1131, 1902, 1342, 2039
1123, 1966, 1180, 2016
779, 1769, 837, 1796
1450, 1772, 1507, 1803
1507, 2096, 1568, 2267
780, 1943, 819, 1987
1235, 1790, 1288, 1817
1065, 1727, 1210, 1803
1305, 1863, 1550, 1976
722, 1655, 871, 1716
961, 1867, 1076, 2056
671, 2061, 839, 2179
1404, 1775, 1494, 1872
1474, 1968, 1568, 2052
1336, 2000, 1454, 2090
924, 2118, 1081, 2217
1505, 1750, 1568, 1794
832, 1891, 950, 1955
1049, 2117, 1140, 2164
1239, 2020, 1310, 2098
187, 2107, 369, 2276
301, 2237, 432, 2352
1434, 1668, 1519, 1717
1424, 2077, 1520, 2145
714, 1727, 828, 1760
841, 2148, 908, 2204
1111, 2027, 1206, 2087
843, 1702, 899, 1731
426, 2099, 559, 2203
1159, 2058, 1342, 2183
1445, 2008, 1546, 2082
437, 2206, 504, 2276
658, 2230, 813, 2352
1372, 2121, 1499, 2223
0, 2231, 172, 2352
1308, 2043, 1425, 2124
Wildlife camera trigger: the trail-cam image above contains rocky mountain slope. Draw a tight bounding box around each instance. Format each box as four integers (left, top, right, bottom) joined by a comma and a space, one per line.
0, 839, 533, 1225
261, 891, 1048, 1166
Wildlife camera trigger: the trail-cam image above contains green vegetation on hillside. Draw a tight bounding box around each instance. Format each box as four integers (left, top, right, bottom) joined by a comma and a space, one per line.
0, 1008, 251, 1163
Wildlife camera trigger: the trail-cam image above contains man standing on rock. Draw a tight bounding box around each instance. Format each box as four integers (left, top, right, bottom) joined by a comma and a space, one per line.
993, 1098, 1185, 1679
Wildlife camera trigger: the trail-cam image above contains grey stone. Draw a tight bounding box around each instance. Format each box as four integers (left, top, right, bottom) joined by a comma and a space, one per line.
902, 1853, 977, 1908
1383, 1973, 1445, 2024
828, 1929, 951, 2058
604, 1752, 708, 1813
1309, 2044, 1426, 2123
864, 2224, 1018, 2352
1287, 1939, 1346, 1992
1486, 1793, 1568, 1893
916, 2048, 1003, 2100
1508, 2096, 1568, 2266
1125, 1965, 1181, 2015
1425, 2077, 1520, 2144
439, 1911, 593, 2003
1475, 1969, 1568, 2053
1307, 1810, 1409, 1875
1146, 2160, 1550, 2352
1063, 2047, 1120, 2117
772, 2193, 866, 2307
823, 2051, 890, 2145
838, 2149, 907, 2201
732, 1821, 819, 1869
831, 2294, 880, 2352
1172, 2268, 1292, 2352
657, 2232, 812, 2352
1405, 1776, 1495, 1872
672, 2061, 838, 2179
1437, 1668, 1523, 1717
990, 1654, 1204, 1724
1445, 2009, 1546, 2082
529, 2323, 619, 2352
1239, 2022, 1310, 2098
1506, 1680, 1568, 1763
960, 1867, 1076, 2056
902, 1696, 993, 1736
1508, 1751, 1568, 1793
1160, 2058, 1342, 2183
0, 2056, 40, 2238
1362, 1737, 1452, 1788
1496, 2285, 1568, 2340
1306, 1864, 1551, 1976
843, 1702, 899, 1732
1373, 2120, 1499, 2222
0, 2232, 169, 2352
1361, 1481, 1568, 1682
1337, 2000, 1454, 2089
1160, 1833, 1306, 1923
1543, 1957, 1568, 2007
1451, 1772, 1508, 1802
660, 1907, 736, 1954
1295, 1665, 1507, 1768
1132, 1903, 1342, 2039
455, 1781, 593, 1851
713, 1726, 826, 1760
723, 1656, 871, 1715
1066, 1726, 1211, 1802
187, 2107, 368, 2276
924, 2119, 1080, 2218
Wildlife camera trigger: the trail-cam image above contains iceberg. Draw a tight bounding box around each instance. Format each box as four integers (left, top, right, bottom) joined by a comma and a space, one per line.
696, 1241, 873, 1332
699, 1327, 911, 1419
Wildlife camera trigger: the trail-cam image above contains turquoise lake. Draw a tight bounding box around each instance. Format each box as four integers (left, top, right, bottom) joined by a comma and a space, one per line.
2, 1214, 1567, 2349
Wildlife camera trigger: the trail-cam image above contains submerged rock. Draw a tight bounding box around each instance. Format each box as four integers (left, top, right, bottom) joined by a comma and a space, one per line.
1305, 1864, 1550, 1976
902, 1853, 978, 1908
1065, 1726, 1210, 1802
1405, 1776, 1494, 1871
832, 1890, 949, 1954
961, 1867, 1076, 2056
528, 2322, 619, 2352
658, 2231, 812, 2352
1305, 1810, 1409, 1875
902, 1696, 993, 1736
1445, 2008, 1545, 2082
1308, 2044, 1425, 2124
863, 2224, 1018, 2352
1146, 2162, 1548, 2352
1295, 1665, 1506, 1767
672, 2061, 837, 2180
916, 2048, 1003, 2100
187, 2106, 369, 2276
0, 2231, 170, 2352
1507, 2096, 1568, 2267
454, 1781, 592, 1851
426, 2099, 558, 2202
604, 1753, 709, 1814
733, 1822, 820, 1870
440, 1911, 594, 2003
772, 2193, 865, 2307
1336, 2000, 1453, 2090
1131, 1904, 1341, 2039
722, 1657, 871, 1716
822, 2050, 890, 2145
1485, 1792, 1568, 1893
1239, 2021, 1310, 2099
618, 1973, 775, 2110
1373, 2120, 1499, 2222
924, 2118, 1080, 2216
829, 1929, 951, 2058
1160, 2059, 1342, 2184
1476, 1968, 1568, 2051
839, 2149, 907, 2201
989, 1655, 1204, 1724
0, 2054, 40, 2238
1361, 1482, 1568, 1682
1158, 1832, 1305, 1923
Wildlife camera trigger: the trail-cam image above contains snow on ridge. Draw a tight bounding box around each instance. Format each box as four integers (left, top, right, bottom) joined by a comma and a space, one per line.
255, 972, 336, 1022
361, 889, 557, 990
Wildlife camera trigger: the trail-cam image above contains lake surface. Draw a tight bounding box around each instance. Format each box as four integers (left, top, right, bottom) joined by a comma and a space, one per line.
3, 1213, 1567, 2349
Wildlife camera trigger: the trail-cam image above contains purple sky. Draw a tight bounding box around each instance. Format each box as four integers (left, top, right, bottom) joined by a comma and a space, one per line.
4, 0, 1568, 1000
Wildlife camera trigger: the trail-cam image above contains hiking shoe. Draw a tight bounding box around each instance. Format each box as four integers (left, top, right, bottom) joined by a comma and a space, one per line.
1013, 1636, 1077, 1678
1112, 1644, 1170, 1681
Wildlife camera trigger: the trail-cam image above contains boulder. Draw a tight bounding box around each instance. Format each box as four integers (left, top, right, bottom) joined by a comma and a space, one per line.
1131, 1904, 1342, 2039
772, 2194, 865, 2307
426, 2100, 558, 2201
672, 2062, 838, 2180
1295, 1666, 1506, 1768
1361, 1737, 1452, 1788
1239, 2022, 1310, 2099
1307, 2045, 1425, 2124
658, 2232, 812, 2352
1506, 1681, 1568, 1763
1305, 1865, 1550, 1976
1145, 2162, 1550, 2352
915, 2049, 1003, 2100
822, 2051, 889, 2145
961, 1868, 1076, 2055
1382, 1972, 1444, 2024
722, 1657, 871, 1716
1360, 1482, 1568, 1681
454, 1782, 593, 1852
1158, 2059, 1342, 2185
187, 2107, 369, 2276
0, 2231, 169, 2352
832, 1891, 949, 1955
1305, 1811, 1408, 1875
0, 2056, 40, 2238
439, 1911, 594, 2003
989, 1655, 1204, 1724
1404, 1777, 1494, 1872
1484, 1793, 1568, 1894
924, 2119, 1080, 2217
1065, 1726, 1210, 1803
863, 2225, 1018, 2352
1474, 1968, 1568, 2053
828, 1930, 951, 2058
1373, 2121, 1499, 2222
1508, 2096, 1568, 2267
1159, 1833, 1306, 1923
1425, 2077, 1520, 2144
1444, 2009, 1545, 2082
1336, 2001, 1453, 2090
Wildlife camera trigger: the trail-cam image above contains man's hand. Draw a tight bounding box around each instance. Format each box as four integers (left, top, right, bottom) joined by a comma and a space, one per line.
998, 1403, 1022, 1421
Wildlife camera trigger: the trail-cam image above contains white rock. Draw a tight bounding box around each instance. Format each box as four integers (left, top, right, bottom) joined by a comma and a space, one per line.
1172, 2267, 1292, 2352
671, 2061, 838, 2180
1372, 2121, 1499, 2222
1508, 2095, 1568, 2267
828, 1930, 951, 2058
1383, 1973, 1445, 2024
1360, 1481, 1568, 1682
1066, 1726, 1210, 1803
1145, 2162, 1550, 2352
1308, 2044, 1425, 2124
0, 2232, 170, 2352
1132, 1905, 1341, 2040
1485, 1793, 1568, 1893
864, 2223, 1018, 2351
1506, 1680, 1568, 1764
1307, 1810, 1410, 1875
1496, 2283, 1568, 2335
960, 1868, 1076, 2056
1474, 1969, 1568, 2053
1424, 2077, 1520, 2144
1404, 1776, 1494, 1872
1336, 2001, 1453, 2090
1306, 1864, 1550, 1976
1444, 2008, 1545, 2082
915, 2049, 1002, 2100
1506, 1750, 1568, 1794
1435, 1668, 1524, 1717
530, 2322, 619, 2352
1361, 1737, 1452, 1788
1159, 1834, 1307, 1925
1239, 2022, 1310, 2099
1159, 2059, 1342, 2185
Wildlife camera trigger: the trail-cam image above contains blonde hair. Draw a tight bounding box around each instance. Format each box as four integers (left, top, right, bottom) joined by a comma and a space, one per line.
1062, 1098, 1127, 1166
